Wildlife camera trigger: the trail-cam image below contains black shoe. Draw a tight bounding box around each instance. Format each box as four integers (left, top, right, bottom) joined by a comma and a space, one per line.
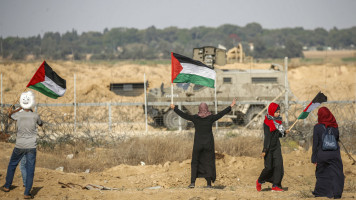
204, 185, 212, 189
188, 183, 195, 188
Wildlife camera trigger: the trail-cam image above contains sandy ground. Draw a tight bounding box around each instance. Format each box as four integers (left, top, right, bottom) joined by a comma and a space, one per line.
0, 142, 355, 200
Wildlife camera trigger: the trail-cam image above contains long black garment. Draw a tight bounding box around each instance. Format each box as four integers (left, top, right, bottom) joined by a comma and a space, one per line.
174, 106, 231, 183
312, 124, 344, 199
258, 123, 285, 187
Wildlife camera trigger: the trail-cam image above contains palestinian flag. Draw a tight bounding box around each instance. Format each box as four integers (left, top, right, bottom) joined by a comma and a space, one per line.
171, 52, 216, 88
298, 92, 327, 119
26, 61, 66, 99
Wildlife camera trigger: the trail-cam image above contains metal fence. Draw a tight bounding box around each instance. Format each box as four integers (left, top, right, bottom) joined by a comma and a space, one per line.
1, 60, 356, 153
1, 99, 355, 134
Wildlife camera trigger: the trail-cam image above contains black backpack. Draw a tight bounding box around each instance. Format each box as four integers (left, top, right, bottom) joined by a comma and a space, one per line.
321, 125, 338, 151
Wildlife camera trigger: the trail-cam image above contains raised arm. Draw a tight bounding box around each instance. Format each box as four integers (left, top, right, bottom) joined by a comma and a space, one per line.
171, 104, 194, 121
8, 107, 22, 119
211, 98, 236, 122
211, 106, 232, 122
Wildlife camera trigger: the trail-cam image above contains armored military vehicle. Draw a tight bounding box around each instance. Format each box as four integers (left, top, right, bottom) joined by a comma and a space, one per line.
146, 47, 290, 130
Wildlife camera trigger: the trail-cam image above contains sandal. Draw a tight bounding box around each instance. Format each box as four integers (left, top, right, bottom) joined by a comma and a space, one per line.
24, 194, 34, 199
0, 186, 10, 192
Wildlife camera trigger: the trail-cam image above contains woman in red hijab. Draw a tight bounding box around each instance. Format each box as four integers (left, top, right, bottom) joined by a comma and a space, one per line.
170, 98, 236, 188
311, 107, 344, 199
256, 102, 289, 192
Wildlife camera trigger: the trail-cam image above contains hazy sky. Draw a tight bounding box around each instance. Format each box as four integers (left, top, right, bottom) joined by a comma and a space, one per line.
1, 0, 356, 37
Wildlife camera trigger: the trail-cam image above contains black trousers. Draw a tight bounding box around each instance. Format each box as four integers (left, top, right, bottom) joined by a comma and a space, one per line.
258, 147, 284, 187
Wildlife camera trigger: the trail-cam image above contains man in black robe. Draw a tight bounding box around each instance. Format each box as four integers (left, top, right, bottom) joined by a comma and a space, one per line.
170, 98, 236, 188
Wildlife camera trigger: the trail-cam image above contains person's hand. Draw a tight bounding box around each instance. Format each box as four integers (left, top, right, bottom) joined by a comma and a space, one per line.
260, 152, 266, 158
313, 163, 317, 166
285, 130, 290, 135
7, 105, 15, 113
230, 97, 237, 107
170, 104, 175, 109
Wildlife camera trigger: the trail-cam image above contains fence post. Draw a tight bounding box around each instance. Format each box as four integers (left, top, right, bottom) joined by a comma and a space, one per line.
214, 78, 218, 132
74, 74, 76, 134
302, 101, 307, 127
178, 102, 182, 132
284, 57, 289, 127
1, 73, 2, 107
108, 102, 112, 132
1, 73, 3, 132
144, 73, 148, 133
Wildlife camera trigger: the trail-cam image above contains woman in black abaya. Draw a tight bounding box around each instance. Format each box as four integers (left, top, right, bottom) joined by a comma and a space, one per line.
256, 102, 289, 192
170, 98, 236, 188
312, 107, 344, 199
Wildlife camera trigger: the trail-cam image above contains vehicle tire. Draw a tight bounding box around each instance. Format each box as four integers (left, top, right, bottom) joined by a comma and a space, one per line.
163, 110, 187, 130
232, 112, 245, 125
243, 106, 265, 129
153, 117, 164, 126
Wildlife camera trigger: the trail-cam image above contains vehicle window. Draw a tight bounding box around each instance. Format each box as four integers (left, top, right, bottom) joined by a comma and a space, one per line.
251, 77, 277, 83
193, 84, 204, 91
223, 77, 232, 84
176, 83, 190, 90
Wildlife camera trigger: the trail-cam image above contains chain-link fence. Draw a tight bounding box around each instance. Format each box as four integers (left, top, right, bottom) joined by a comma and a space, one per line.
1, 64, 356, 154
1, 99, 355, 142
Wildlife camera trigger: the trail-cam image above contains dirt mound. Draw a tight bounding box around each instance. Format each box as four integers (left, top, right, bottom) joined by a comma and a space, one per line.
0, 142, 355, 199
1, 61, 356, 104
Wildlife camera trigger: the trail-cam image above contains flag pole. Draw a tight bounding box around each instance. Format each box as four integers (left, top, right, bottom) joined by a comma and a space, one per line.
288, 92, 327, 132
244, 90, 285, 129
8, 87, 28, 112
214, 77, 218, 131
171, 51, 174, 105
339, 139, 356, 165
288, 119, 299, 131
9, 62, 45, 112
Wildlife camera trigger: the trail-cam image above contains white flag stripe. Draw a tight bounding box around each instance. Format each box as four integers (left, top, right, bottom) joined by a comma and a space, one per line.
180, 63, 216, 80
42, 76, 66, 96
306, 102, 320, 112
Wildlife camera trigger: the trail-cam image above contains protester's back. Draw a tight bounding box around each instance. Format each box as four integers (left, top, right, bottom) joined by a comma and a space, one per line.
11, 110, 42, 149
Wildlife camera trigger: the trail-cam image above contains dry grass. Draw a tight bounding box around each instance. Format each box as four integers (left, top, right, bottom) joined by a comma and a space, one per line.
35, 135, 262, 173
215, 136, 262, 157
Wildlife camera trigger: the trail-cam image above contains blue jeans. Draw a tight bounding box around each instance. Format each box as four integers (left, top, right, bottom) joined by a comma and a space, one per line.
20, 156, 27, 187
4, 148, 36, 196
